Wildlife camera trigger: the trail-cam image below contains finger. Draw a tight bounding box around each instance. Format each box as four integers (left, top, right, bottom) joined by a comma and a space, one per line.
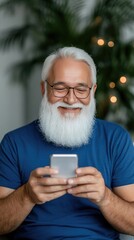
32, 166, 59, 178
42, 190, 67, 202
69, 191, 99, 201
70, 190, 104, 205
76, 167, 100, 176
67, 184, 97, 195
67, 175, 98, 186
35, 184, 71, 193
39, 177, 68, 186
35, 190, 67, 204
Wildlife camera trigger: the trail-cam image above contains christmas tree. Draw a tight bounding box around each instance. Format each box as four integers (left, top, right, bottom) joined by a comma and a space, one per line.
0, 0, 134, 135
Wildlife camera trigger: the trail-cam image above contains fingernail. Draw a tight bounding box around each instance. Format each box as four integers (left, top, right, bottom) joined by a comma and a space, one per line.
63, 179, 67, 183
68, 179, 74, 184
76, 168, 81, 173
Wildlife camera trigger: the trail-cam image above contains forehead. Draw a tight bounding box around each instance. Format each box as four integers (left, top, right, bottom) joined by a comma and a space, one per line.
48, 57, 92, 85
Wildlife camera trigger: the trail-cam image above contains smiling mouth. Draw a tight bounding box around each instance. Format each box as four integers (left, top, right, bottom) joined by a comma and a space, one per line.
58, 106, 82, 115
58, 106, 82, 110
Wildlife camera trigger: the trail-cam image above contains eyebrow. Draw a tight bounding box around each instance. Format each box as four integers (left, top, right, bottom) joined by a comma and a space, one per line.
53, 81, 89, 87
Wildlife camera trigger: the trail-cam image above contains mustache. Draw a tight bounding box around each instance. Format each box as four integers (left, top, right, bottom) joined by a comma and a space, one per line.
52, 101, 84, 109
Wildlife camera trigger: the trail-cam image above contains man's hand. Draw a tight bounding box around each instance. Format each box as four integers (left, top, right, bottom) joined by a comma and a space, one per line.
67, 167, 107, 206
24, 166, 68, 204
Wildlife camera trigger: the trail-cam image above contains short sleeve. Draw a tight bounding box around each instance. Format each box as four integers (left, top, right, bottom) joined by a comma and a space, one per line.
111, 128, 134, 188
0, 134, 22, 189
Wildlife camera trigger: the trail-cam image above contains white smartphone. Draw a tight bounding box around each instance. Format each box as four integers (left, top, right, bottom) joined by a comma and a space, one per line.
50, 154, 78, 178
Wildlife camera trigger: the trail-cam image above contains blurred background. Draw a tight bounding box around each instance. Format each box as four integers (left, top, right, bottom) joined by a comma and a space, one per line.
0, 0, 134, 142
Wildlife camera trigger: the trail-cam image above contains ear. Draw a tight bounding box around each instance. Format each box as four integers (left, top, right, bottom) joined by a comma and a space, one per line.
93, 84, 97, 94
40, 81, 45, 96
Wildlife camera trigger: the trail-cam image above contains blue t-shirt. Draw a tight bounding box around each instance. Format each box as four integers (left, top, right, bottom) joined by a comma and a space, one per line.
0, 119, 134, 240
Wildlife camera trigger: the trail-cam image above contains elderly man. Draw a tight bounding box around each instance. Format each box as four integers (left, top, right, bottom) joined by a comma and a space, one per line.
0, 47, 134, 240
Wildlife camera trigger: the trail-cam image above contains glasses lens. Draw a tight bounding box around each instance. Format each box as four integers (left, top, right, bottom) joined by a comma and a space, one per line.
52, 83, 91, 99
53, 85, 68, 97
74, 86, 90, 99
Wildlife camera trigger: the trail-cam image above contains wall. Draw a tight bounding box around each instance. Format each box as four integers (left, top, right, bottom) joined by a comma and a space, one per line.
0, 2, 26, 141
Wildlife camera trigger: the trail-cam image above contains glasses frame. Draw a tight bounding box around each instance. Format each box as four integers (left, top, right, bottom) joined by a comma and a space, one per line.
46, 80, 92, 99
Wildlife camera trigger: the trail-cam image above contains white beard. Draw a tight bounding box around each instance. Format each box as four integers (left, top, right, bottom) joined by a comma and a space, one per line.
39, 92, 96, 148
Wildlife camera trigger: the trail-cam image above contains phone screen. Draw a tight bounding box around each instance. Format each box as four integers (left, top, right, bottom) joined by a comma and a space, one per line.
50, 154, 78, 178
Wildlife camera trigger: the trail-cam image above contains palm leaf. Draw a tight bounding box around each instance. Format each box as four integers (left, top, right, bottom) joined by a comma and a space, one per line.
0, 24, 34, 50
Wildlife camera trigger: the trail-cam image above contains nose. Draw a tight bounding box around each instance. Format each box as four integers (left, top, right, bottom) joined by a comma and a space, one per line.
63, 88, 78, 105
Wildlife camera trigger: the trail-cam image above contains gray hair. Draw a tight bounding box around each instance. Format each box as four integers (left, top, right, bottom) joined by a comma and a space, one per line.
41, 46, 97, 85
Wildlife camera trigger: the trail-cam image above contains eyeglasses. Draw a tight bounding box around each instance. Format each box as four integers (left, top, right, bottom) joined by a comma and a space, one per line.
46, 80, 92, 99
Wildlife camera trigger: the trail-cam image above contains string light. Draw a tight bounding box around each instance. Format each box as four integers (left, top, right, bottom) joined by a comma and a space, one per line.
109, 82, 115, 88
97, 38, 105, 46
108, 41, 114, 47
119, 76, 127, 84
110, 96, 117, 104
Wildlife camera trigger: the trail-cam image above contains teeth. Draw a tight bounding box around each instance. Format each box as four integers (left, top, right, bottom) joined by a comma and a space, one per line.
63, 107, 78, 109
